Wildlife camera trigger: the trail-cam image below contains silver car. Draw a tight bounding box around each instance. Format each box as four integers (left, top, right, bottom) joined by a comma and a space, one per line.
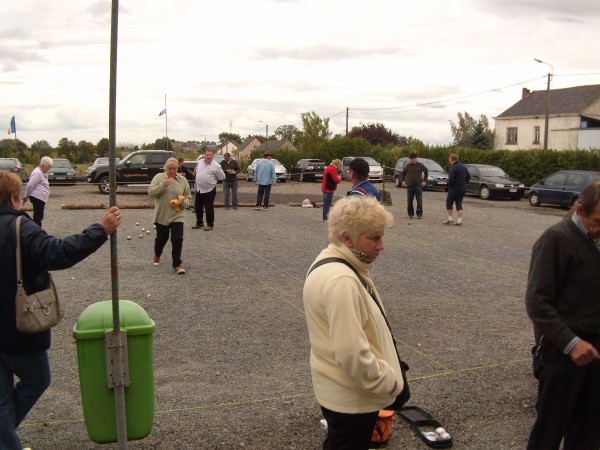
246, 158, 287, 182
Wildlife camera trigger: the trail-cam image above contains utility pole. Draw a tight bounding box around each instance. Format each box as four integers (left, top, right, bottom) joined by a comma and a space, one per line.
534, 58, 553, 150
346, 107, 349, 136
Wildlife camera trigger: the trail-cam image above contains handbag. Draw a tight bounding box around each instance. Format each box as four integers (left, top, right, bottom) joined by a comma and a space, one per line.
308, 257, 410, 410
14, 216, 63, 334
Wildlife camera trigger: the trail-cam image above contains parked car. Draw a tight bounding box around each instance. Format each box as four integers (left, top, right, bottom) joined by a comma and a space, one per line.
340, 156, 384, 182
246, 158, 287, 182
464, 164, 525, 200
289, 159, 326, 182
393, 157, 448, 189
47, 158, 77, 185
85, 157, 120, 177
0, 157, 27, 181
528, 170, 600, 208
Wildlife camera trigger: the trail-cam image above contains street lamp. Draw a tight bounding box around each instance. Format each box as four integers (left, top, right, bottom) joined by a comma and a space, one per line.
534, 58, 553, 150
259, 120, 268, 153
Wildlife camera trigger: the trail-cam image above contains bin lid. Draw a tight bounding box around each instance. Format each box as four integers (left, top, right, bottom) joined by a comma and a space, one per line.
73, 300, 155, 340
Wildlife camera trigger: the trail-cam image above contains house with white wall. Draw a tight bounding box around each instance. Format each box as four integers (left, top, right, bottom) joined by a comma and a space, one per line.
494, 85, 600, 150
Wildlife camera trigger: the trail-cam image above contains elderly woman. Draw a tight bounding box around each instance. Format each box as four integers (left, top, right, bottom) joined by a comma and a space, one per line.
148, 157, 192, 274
0, 171, 121, 450
25, 156, 53, 227
303, 196, 404, 450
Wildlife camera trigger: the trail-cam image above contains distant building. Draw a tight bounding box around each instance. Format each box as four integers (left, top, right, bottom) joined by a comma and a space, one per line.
255, 139, 298, 153
237, 136, 263, 160
214, 140, 239, 156
494, 84, 600, 150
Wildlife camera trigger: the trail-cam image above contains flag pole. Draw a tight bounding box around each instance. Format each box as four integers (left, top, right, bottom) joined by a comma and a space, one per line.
164, 94, 168, 150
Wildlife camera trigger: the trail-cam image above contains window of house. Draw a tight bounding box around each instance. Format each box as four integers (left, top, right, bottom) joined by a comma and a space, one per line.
533, 126, 540, 144
506, 127, 518, 144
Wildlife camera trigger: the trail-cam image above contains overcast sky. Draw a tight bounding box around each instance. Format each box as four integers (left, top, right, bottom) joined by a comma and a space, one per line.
2, 0, 600, 148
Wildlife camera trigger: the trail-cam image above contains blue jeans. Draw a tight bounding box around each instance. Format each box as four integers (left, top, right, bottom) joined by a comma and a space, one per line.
323, 192, 334, 221
0, 350, 51, 450
406, 185, 423, 218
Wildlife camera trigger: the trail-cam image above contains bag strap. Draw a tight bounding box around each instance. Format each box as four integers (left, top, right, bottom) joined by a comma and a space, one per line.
307, 257, 399, 346
15, 216, 23, 285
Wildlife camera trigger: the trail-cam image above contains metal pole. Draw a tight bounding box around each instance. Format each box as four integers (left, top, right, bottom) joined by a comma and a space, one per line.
543, 73, 551, 150
164, 94, 168, 150
265, 124, 268, 153
534, 59, 553, 150
108, 0, 128, 447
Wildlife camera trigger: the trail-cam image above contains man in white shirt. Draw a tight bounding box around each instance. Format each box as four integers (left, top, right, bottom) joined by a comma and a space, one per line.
193, 150, 225, 231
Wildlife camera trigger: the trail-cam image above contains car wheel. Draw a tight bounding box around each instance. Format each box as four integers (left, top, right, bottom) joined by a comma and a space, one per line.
98, 176, 111, 194
528, 192, 541, 207
394, 177, 401, 188
570, 196, 579, 207
479, 185, 491, 200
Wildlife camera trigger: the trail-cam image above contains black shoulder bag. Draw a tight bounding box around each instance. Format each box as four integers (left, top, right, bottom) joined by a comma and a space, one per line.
307, 257, 410, 410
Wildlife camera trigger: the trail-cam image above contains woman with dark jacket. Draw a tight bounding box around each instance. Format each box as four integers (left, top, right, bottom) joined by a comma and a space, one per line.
0, 172, 122, 450
444, 153, 471, 226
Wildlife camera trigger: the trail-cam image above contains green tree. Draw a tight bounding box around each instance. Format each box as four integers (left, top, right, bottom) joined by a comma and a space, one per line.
30, 140, 53, 162
298, 111, 331, 152
450, 112, 493, 149
144, 137, 173, 151
274, 124, 302, 147
56, 137, 77, 161
218, 132, 242, 144
75, 140, 96, 164
96, 138, 109, 157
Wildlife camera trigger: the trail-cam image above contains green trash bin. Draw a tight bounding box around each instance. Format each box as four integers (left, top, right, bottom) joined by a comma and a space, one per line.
73, 300, 155, 443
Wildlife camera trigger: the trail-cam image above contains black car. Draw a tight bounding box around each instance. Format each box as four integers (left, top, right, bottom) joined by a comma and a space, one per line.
528, 170, 600, 208
289, 159, 326, 182
394, 157, 448, 189
464, 164, 525, 200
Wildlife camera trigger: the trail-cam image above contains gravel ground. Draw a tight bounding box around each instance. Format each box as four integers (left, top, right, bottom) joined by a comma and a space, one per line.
16, 179, 566, 450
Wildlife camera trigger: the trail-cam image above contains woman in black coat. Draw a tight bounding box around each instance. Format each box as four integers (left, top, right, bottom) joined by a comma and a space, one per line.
0, 172, 122, 450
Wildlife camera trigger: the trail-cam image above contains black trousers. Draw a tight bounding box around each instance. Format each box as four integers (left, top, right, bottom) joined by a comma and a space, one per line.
256, 184, 272, 208
154, 222, 184, 268
321, 406, 378, 450
29, 196, 46, 228
195, 187, 216, 227
527, 337, 600, 450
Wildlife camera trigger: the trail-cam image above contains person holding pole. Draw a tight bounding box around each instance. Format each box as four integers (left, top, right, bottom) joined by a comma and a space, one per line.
0, 171, 122, 450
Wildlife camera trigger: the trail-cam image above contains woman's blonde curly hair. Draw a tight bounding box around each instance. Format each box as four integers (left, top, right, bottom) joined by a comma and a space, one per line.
328, 196, 393, 245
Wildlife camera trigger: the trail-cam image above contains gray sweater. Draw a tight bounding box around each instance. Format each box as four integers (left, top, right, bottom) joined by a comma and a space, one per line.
525, 219, 600, 350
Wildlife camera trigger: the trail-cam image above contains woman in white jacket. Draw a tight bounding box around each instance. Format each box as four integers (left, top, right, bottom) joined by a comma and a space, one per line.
303, 196, 403, 450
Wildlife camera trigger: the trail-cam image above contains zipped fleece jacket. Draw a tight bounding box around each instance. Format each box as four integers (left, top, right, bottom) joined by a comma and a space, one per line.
0, 206, 109, 353
303, 243, 403, 414
148, 172, 192, 226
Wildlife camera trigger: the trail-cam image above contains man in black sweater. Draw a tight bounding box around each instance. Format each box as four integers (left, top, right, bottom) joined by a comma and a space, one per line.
401, 153, 428, 219
525, 181, 600, 450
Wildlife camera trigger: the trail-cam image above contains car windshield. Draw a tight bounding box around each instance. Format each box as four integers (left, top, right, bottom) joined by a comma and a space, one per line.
361, 157, 379, 166
590, 174, 600, 183
423, 160, 445, 171
53, 160, 73, 168
94, 158, 109, 165
479, 167, 507, 177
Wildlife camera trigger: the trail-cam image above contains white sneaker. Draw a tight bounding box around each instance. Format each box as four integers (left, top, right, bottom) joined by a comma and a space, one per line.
442, 219, 453, 225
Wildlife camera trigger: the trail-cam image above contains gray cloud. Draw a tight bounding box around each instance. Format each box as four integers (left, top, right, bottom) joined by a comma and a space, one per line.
249, 45, 412, 62
469, 0, 600, 23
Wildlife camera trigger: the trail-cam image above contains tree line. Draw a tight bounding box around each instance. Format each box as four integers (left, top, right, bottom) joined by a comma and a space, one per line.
2, 111, 599, 186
